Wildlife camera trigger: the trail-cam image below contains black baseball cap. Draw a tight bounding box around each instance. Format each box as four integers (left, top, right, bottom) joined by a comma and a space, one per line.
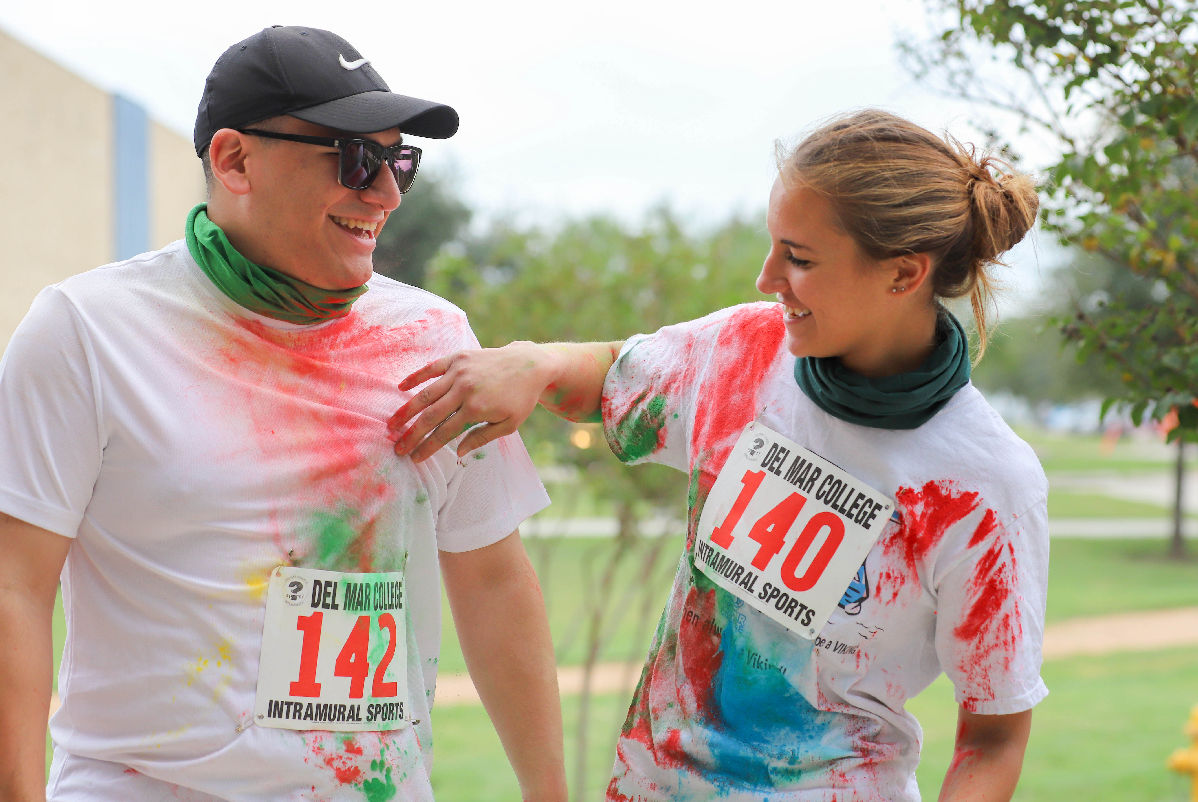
193, 25, 459, 155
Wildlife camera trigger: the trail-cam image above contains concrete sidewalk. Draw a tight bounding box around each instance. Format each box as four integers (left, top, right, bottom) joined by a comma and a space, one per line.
1049, 517, 1196, 538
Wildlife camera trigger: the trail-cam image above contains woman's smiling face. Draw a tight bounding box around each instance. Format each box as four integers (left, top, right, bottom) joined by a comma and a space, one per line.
756, 177, 918, 377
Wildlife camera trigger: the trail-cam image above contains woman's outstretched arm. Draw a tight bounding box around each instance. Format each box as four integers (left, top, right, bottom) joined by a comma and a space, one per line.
388, 340, 624, 463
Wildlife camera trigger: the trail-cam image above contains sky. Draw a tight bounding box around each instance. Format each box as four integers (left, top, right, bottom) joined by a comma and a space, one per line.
0, 0, 1058, 313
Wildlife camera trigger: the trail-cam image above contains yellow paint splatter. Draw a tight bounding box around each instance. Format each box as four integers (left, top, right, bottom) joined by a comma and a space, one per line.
239, 561, 281, 602
184, 638, 236, 701
184, 656, 210, 686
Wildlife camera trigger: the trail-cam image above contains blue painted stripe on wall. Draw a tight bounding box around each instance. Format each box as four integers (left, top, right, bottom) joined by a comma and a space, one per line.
112, 94, 149, 260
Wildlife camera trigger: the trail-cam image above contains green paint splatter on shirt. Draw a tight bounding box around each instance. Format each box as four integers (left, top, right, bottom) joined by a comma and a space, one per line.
610, 392, 669, 462
687, 465, 702, 510
361, 764, 397, 801
310, 510, 358, 569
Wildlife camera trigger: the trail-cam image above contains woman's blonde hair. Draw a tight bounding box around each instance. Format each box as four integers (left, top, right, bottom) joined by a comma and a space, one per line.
777, 109, 1039, 356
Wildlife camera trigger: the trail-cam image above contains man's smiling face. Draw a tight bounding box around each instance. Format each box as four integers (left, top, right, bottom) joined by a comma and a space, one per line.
236, 116, 404, 290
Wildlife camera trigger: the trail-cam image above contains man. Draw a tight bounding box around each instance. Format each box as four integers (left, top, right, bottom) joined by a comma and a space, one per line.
0, 25, 566, 801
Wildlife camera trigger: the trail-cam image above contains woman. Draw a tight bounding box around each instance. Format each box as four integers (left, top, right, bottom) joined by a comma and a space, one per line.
390, 109, 1047, 801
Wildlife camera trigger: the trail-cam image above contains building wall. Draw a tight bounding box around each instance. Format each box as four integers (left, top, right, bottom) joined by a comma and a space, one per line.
0, 28, 202, 351
152, 119, 206, 249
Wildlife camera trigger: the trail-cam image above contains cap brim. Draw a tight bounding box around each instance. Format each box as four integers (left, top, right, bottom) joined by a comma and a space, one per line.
290, 90, 459, 139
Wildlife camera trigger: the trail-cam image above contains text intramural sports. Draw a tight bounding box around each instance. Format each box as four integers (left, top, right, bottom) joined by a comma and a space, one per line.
264, 699, 405, 724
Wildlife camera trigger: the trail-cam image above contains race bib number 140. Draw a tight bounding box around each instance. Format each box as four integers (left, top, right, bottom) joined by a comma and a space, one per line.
254, 567, 408, 732
695, 422, 893, 639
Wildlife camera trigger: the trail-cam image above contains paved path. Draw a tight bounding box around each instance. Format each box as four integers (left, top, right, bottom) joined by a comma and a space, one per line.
1049, 517, 1195, 538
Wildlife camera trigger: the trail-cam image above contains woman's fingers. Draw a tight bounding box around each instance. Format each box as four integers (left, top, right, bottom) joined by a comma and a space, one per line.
389, 344, 549, 462
389, 377, 464, 456
397, 356, 453, 392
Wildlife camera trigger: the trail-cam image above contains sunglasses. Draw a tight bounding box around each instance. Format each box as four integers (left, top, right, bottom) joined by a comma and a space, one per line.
236, 129, 422, 193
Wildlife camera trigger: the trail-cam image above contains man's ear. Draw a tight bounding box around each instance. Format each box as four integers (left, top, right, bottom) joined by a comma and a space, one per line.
207, 129, 252, 196
887, 252, 934, 295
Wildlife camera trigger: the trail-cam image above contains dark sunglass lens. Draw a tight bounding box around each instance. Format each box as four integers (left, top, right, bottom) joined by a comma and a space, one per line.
340, 141, 381, 190
390, 148, 419, 193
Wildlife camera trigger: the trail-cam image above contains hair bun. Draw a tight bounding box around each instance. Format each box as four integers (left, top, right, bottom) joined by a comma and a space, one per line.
966, 154, 1039, 261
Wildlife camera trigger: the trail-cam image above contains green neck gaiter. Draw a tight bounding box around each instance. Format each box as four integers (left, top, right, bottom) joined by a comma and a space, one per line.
184, 203, 368, 325
793, 311, 971, 430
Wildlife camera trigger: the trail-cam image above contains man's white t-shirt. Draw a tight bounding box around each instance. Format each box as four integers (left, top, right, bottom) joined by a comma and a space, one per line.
600, 303, 1049, 801
0, 240, 549, 800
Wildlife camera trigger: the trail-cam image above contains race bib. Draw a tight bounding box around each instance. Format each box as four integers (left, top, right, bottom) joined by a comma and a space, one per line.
254, 567, 408, 731
694, 422, 892, 639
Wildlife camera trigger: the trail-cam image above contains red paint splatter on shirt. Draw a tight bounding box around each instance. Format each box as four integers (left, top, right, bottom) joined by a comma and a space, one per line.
615, 584, 724, 782
877, 480, 981, 604
955, 542, 1019, 652
682, 305, 786, 546
602, 304, 784, 477
967, 508, 999, 548
955, 511, 1023, 709
322, 751, 363, 785
675, 585, 723, 720
691, 305, 787, 477
203, 305, 468, 569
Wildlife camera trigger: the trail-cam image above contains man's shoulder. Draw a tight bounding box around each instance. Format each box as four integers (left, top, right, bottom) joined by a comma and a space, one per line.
56, 240, 192, 297
919, 384, 1049, 507
362, 273, 470, 323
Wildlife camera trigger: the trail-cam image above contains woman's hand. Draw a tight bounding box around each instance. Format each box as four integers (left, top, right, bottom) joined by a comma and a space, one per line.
388, 341, 556, 463
388, 340, 623, 463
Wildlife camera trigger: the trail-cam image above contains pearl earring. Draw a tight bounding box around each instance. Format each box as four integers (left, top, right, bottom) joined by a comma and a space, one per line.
891, 286, 906, 294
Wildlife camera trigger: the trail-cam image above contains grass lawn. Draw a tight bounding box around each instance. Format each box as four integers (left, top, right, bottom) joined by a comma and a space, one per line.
1042, 538, 1198, 622
1047, 490, 1176, 519
439, 534, 680, 675
911, 646, 1198, 802
431, 690, 631, 801
1019, 428, 1195, 476
426, 644, 1198, 801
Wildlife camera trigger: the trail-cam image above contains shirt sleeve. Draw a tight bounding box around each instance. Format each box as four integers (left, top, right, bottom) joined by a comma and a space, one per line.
0, 286, 105, 537
600, 309, 734, 471
432, 324, 550, 553
933, 498, 1050, 715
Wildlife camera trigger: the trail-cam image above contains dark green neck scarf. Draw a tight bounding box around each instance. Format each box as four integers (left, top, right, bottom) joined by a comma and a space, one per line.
793, 311, 971, 430
184, 203, 367, 325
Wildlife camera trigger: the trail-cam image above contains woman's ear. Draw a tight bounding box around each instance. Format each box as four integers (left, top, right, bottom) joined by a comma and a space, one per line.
887, 252, 934, 295
207, 129, 252, 196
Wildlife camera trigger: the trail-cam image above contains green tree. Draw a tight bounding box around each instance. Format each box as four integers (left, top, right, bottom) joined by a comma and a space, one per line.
971, 314, 1118, 405
972, 250, 1155, 405
906, 0, 1197, 554
427, 205, 766, 797
373, 169, 472, 288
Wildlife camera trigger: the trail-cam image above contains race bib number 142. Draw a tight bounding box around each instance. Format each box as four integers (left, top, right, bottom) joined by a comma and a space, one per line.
695, 422, 892, 639
254, 567, 408, 732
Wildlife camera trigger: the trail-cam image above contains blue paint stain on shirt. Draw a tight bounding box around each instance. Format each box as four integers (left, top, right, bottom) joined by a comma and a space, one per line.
694, 591, 858, 789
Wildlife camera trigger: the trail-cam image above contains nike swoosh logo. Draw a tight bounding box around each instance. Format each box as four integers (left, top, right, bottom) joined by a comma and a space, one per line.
339, 54, 370, 71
